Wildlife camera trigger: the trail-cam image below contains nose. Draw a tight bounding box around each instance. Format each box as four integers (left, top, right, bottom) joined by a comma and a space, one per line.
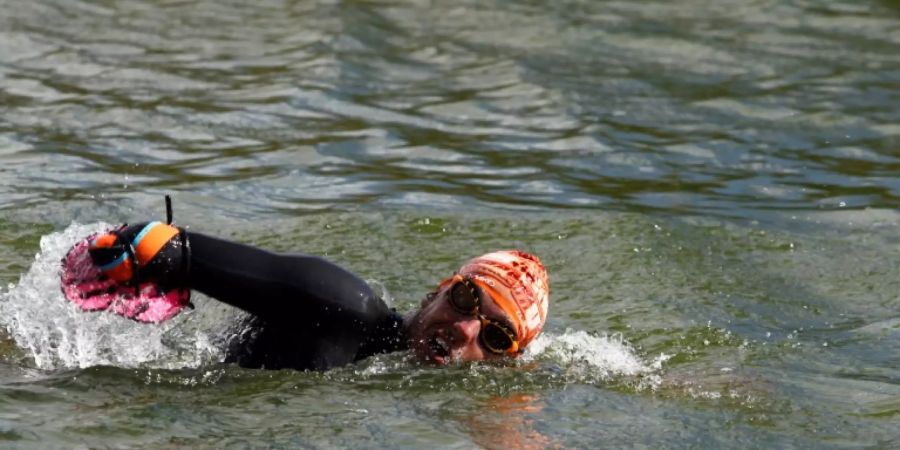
452, 318, 481, 345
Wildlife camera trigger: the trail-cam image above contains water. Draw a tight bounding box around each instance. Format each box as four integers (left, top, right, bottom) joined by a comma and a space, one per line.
1, 0, 898, 447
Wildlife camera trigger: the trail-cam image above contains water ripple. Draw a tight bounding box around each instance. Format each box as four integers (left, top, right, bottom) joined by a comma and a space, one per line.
1, 0, 897, 217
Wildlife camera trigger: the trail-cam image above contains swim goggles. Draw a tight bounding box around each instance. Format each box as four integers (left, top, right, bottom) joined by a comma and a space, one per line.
446, 274, 519, 355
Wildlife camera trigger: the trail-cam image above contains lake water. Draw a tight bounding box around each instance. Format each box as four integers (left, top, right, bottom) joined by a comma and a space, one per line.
1, 0, 898, 448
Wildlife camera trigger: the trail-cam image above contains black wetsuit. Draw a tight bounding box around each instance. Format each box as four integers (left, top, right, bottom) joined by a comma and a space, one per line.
186, 233, 407, 371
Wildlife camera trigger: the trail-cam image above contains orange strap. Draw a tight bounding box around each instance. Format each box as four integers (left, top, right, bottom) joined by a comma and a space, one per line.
134, 223, 179, 266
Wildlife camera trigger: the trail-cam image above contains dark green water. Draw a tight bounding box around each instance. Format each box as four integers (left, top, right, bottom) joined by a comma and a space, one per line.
1, 0, 898, 448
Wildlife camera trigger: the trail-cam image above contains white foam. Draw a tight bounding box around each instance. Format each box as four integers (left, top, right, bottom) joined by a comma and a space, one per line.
523, 329, 669, 384
0, 222, 225, 370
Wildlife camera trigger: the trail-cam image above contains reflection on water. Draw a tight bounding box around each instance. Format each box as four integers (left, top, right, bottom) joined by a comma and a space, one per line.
460, 394, 557, 450
1, 0, 897, 218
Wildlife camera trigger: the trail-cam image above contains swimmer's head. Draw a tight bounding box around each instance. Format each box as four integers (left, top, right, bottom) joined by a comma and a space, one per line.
406, 250, 550, 365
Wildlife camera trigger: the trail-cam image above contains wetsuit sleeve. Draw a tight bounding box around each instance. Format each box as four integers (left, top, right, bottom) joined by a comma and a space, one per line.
186, 232, 392, 329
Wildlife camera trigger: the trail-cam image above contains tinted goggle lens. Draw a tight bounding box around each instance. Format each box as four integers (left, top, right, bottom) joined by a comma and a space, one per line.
449, 279, 479, 313
480, 320, 517, 354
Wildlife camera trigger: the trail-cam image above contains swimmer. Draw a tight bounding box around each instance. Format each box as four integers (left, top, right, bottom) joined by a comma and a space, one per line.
81, 220, 550, 371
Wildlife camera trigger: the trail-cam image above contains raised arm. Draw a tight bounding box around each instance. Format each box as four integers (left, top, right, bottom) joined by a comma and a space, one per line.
188, 232, 389, 326
88, 222, 392, 328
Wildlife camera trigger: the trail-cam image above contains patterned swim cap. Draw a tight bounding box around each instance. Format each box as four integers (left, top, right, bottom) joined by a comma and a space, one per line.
458, 250, 550, 351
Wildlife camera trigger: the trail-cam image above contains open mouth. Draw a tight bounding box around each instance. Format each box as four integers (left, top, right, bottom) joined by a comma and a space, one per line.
427, 334, 451, 364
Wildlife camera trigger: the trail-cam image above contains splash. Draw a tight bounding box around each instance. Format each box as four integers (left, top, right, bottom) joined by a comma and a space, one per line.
365, 278, 393, 309
347, 329, 670, 392
0, 223, 226, 370
523, 329, 670, 387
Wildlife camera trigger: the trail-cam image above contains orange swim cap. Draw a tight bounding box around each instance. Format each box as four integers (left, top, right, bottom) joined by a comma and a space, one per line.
458, 250, 550, 351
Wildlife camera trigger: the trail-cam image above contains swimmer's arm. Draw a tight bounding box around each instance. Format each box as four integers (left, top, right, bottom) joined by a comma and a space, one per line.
187, 232, 390, 326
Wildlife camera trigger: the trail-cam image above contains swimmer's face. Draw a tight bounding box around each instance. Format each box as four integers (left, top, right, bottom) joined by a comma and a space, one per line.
407, 277, 519, 365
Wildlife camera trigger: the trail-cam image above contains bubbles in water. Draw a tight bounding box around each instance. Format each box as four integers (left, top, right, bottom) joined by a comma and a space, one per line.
0, 222, 226, 370
523, 329, 669, 387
